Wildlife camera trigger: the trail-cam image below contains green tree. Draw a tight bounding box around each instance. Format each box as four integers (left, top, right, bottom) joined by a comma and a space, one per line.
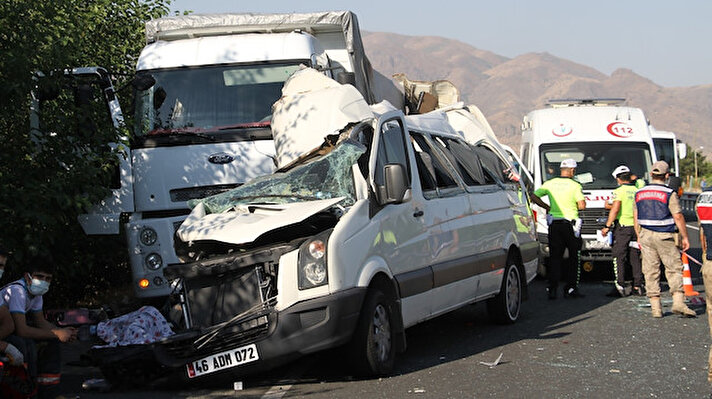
679, 145, 712, 189
0, 0, 172, 306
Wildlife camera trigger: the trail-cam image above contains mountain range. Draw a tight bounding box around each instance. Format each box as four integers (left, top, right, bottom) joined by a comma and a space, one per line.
362, 31, 712, 153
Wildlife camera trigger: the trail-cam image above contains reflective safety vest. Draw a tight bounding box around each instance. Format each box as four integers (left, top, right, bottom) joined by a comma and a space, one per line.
635, 184, 675, 232
696, 191, 712, 259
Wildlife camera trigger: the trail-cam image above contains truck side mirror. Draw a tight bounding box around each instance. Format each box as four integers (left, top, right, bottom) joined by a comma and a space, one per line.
132, 74, 156, 91
677, 143, 687, 159
382, 163, 408, 204
336, 71, 356, 86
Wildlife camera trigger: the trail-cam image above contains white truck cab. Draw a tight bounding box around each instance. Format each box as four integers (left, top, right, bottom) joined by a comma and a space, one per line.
519, 98, 657, 264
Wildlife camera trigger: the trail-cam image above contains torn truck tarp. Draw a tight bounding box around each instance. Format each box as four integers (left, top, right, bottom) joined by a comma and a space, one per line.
271, 68, 373, 168
393, 73, 460, 113
177, 140, 366, 245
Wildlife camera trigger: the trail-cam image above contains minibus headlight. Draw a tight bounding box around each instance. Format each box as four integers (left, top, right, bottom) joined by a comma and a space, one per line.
298, 230, 332, 290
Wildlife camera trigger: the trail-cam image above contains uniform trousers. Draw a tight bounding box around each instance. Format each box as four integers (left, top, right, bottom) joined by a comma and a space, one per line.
547, 220, 581, 290
638, 228, 683, 297
612, 225, 643, 287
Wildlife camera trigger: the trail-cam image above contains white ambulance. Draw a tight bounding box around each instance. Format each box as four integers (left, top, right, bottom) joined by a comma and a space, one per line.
518, 98, 657, 269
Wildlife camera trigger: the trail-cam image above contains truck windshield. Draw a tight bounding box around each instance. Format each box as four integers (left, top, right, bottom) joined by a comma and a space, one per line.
540, 142, 653, 189
189, 140, 366, 214
134, 63, 303, 136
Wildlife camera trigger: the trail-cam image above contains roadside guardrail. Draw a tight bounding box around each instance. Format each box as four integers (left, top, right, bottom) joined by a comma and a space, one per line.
681, 192, 699, 221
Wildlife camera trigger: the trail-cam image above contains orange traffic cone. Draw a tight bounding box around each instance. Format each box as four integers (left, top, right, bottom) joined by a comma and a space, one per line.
681, 252, 700, 297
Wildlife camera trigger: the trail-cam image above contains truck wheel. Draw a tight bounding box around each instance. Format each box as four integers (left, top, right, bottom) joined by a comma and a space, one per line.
351, 288, 396, 376
487, 262, 522, 324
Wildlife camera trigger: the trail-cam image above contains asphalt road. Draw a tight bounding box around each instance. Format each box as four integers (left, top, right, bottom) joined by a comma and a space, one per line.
56, 222, 712, 398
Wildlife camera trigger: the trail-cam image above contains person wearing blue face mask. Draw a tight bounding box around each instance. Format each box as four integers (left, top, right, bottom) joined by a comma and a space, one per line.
0, 257, 78, 398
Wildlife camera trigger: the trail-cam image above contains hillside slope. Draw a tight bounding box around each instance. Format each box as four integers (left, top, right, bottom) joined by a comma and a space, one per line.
363, 31, 712, 150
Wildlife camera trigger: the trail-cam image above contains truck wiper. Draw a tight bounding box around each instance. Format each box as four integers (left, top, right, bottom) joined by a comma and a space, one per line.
228, 194, 326, 202
216, 121, 271, 130
147, 128, 216, 141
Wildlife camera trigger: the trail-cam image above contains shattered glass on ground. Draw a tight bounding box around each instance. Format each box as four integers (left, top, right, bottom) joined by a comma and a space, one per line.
189, 140, 366, 214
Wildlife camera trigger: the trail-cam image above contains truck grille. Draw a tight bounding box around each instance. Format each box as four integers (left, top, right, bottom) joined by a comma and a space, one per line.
170, 184, 241, 202
579, 208, 608, 235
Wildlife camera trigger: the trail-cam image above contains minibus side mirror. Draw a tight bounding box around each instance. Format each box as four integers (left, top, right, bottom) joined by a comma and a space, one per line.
382, 163, 408, 204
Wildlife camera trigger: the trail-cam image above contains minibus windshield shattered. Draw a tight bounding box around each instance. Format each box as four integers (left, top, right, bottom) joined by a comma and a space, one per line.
540, 142, 653, 189
189, 140, 366, 214
134, 63, 303, 136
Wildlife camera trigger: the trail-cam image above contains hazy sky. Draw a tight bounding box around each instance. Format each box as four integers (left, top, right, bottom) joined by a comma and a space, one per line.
169, 0, 711, 88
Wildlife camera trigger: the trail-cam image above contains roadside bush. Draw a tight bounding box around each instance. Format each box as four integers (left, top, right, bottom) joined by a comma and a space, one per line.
0, 0, 172, 307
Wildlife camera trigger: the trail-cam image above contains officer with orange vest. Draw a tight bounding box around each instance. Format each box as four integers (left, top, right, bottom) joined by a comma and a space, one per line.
633, 160, 695, 318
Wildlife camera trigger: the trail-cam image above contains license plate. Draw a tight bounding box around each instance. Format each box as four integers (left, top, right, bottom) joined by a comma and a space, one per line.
186, 343, 259, 378
584, 240, 611, 250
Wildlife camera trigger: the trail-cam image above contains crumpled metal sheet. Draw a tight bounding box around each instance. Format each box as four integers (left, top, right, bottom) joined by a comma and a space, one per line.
271, 68, 373, 168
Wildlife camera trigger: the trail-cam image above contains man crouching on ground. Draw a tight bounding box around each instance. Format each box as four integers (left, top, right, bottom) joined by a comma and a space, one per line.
0, 256, 78, 398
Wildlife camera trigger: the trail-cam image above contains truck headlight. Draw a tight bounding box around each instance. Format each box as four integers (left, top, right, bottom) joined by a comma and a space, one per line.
140, 227, 158, 246
145, 252, 163, 270
298, 230, 331, 290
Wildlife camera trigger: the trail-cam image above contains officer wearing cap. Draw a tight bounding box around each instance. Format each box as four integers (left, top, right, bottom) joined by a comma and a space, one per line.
601, 165, 644, 297
531, 158, 586, 299
634, 160, 695, 317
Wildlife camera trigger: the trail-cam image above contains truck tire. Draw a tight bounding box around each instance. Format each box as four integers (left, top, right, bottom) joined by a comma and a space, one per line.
351, 288, 396, 376
487, 262, 522, 324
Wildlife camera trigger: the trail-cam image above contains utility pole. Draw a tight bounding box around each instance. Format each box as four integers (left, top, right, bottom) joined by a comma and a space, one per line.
695, 146, 704, 185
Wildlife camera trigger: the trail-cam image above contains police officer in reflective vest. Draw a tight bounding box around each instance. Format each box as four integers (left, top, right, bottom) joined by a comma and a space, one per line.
601, 165, 644, 297
696, 189, 712, 382
531, 158, 586, 299
634, 160, 695, 318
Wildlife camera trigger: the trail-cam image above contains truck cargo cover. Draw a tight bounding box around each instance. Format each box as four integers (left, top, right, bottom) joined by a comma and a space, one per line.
145, 11, 379, 104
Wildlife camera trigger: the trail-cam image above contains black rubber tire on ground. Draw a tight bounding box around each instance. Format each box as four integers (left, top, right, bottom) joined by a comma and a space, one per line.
350, 288, 396, 376
487, 262, 522, 324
